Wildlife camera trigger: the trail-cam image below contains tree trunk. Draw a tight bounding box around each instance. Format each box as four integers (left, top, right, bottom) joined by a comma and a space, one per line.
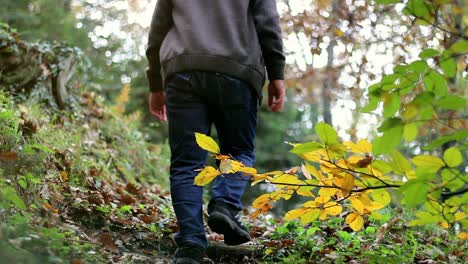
321, 1, 338, 125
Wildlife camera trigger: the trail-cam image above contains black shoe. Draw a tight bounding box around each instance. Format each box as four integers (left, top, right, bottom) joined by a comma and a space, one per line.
207, 199, 251, 246
174, 243, 205, 264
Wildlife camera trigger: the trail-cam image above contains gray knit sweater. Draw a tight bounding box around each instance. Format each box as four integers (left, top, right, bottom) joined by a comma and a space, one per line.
145, 0, 285, 99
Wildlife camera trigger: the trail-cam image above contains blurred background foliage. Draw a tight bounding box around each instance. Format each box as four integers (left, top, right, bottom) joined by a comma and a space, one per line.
1, 0, 466, 209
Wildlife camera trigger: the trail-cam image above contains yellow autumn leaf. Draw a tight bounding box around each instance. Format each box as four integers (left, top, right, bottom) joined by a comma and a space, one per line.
455, 212, 467, 221
296, 186, 315, 197
344, 139, 372, 153
251, 209, 262, 219
324, 203, 342, 217
303, 162, 326, 182
438, 221, 449, 229
194, 166, 221, 186
337, 174, 355, 194
458, 232, 468, 240
318, 188, 339, 197
300, 149, 328, 162
366, 201, 385, 212
273, 174, 305, 189
334, 28, 344, 37
250, 193, 274, 217
214, 154, 231, 160
271, 189, 294, 201
237, 166, 257, 175
300, 209, 320, 224
303, 196, 342, 220
370, 189, 391, 207
346, 212, 364, 231
349, 197, 364, 214
285, 207, 308, 220
195, 132, 220, 153
347, 155, 363, 164
251, 173, 271, 186
252, 193, 271, 209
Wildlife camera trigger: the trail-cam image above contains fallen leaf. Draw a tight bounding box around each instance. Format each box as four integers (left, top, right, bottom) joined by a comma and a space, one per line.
70, 259, 85, 264
60, 171, 68, 182
0, 152, 18, 161
120, 194, 137, 205
43, 203, 53, 210
126, 183, 141, 195
99, 233, 119, 253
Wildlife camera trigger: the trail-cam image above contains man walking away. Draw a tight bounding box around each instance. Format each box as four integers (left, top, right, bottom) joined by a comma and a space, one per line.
146, 1, 285, 263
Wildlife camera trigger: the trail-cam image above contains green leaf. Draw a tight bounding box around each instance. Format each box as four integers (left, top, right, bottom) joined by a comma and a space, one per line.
419, 48, 439, 59
423, 74, 434, 92
373, 124, 403, 155
400, 179, 428, 208
405, 0, 429, 18
391, 151, 412, 174
413, 92, 435, 106
371, 160, 393, 174
119, 205, 133, 213
436, 95, 466, 110
378, 117, 403, 132
383, 93, 401, 118
423, 130, 468, 150
439, 56, 457, 78
315, 122, 338, 145
403, 123, 418, 142
368, 83, 381, 92
381, 74, 399, 85
409, 211, 441, 226
290, 142, 323, 154
441, 169, 464, 191
443, 147, 462, 167
408, 60, 429, 74
412, 155, 445, 172
2, 187, 27, 210
449, 40, 468, 54
361, 95, 379, 113
394, 64, 409, 74
428, 70, 448, 96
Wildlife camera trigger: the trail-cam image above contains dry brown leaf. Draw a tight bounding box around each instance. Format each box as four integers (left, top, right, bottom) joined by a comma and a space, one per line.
0, 152, 18, 161
125, 183, 141, 195
42, 203, 53, 210
60, 171, 68, 182
99, 233, 119, 253
120, 194, 137, 205
141, 214, 157, 224
70, 259, 85, 264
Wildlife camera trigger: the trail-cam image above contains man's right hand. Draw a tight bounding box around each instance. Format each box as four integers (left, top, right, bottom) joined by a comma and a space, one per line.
149, 91, 167, 122
268, 80, 285, 112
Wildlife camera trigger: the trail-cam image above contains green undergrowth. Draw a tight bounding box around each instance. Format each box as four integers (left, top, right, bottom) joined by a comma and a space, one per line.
253, 207, 467, 264
0, 90, 170, 263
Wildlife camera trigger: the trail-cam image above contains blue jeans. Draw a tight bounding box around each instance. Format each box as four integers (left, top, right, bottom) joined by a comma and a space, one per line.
165, 71, 258, 249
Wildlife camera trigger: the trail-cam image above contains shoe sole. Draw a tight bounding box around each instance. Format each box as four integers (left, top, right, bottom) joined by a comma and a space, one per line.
208, 212, 250, 245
